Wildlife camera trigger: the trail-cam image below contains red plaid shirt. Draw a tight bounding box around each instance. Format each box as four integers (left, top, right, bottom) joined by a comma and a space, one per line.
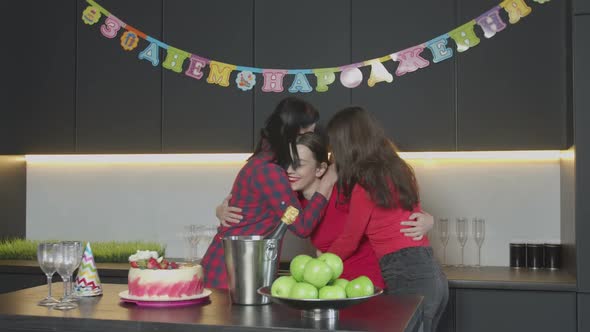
200, 144, 328, 289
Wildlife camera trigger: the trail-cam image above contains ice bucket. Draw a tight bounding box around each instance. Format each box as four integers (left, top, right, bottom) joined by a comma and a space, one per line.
223, 235, 281, 305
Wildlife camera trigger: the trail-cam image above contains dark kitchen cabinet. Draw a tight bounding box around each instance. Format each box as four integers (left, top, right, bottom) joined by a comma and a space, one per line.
579, 293, 590, 332
1, 1, 75, 155
27, 0, 76, 153
574, 15, 590, 293
351, 0, 456, 151
575, 0, 590, 15
76, 0, 162, 153
254, 0, 352, 136
162, 0, 254, 153
456, 0, 569, 150
0, 2, 28, 154
455, 289, 576, 332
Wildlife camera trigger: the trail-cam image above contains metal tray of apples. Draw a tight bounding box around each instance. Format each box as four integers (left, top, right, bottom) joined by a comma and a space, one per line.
257, 286, 384, 320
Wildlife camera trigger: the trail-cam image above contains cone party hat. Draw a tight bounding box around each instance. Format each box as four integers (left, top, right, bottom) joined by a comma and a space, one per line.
75, 242, 103, 296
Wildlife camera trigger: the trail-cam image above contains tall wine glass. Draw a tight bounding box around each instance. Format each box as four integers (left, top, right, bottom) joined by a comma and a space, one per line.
473, 218, 486, 267
37, 242, 59, 306
456, 218, 468, 267
54, 242, 79, 310
438, 218, 450, 266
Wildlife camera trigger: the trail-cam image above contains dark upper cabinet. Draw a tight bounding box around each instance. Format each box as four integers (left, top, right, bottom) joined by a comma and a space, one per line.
162, 0, 254, 153
254, 0, 351, 136
455, 289, 576, 332
575, 0, 590, 14
351, 0, 456, 151
0, 2, 28, 154
76, 0, 162, 153
457, 0, 569, 150
27, 0, 76, 153
575, 16, 590, 293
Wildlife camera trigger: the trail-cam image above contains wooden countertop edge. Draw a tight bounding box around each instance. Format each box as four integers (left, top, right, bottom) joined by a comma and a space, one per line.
0, 314, 328, 332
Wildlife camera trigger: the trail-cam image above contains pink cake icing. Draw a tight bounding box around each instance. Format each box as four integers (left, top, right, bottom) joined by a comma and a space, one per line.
126, 250, 204, 299
127, 265, 204, 299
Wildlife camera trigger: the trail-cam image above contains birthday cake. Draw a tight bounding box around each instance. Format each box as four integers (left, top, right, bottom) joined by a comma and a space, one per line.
127, 251, 204, 299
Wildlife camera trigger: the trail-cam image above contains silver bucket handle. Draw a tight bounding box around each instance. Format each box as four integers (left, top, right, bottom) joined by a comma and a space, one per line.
265, 241, 278, 261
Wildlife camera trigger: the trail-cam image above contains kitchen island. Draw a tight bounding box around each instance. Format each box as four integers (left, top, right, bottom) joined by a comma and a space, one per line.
0, 283, 423, 332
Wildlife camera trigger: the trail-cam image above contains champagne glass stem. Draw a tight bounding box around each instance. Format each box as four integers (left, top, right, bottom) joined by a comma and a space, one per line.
442, 245, 447, 266
478, 246, 482, 267
47, 275, 53, 299
461, 246, 465, 266
62, 277, 68, 300
70, 276, 77, 299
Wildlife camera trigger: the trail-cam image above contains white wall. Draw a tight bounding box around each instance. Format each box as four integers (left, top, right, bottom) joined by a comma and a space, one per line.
26, 159, 560, 266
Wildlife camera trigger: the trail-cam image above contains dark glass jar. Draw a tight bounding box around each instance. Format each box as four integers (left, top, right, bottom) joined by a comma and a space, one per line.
509, 242, 526, 268
544, 241, 561, 270
526, 242, 545, 269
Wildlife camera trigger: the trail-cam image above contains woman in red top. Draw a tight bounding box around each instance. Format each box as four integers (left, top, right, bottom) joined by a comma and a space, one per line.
326, 106, 448, 332
285, 132, 386, 289
200, 97, 336, 289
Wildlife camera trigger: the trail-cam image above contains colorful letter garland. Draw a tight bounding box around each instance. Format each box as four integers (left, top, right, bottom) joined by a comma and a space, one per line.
83, 0, 551, 94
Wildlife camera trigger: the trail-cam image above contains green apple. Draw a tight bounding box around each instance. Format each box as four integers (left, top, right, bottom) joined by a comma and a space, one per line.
302, 258, 333, 289
318, 253, 343, 281
319, 285, 347, 299
332, 278, 349, 290
345, 276, 375, 298
271, 276, 297, 298
290, 254, 313, 282
289, 282, 318, 299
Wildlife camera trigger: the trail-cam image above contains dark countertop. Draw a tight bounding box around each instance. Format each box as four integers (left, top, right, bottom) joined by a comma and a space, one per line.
0, 283, 423, 332
444, 266, 577, 291
0, 260, 577, 291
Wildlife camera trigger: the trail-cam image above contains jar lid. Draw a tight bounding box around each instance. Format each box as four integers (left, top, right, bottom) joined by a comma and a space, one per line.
545, 239, 561, 246
510, 243, 525, 247
510, 239, 526, 245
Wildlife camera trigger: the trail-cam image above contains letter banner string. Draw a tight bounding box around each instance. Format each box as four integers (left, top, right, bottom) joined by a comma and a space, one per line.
82, 0, 552, 93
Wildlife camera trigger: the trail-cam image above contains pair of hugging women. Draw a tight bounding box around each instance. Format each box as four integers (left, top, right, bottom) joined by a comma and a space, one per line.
201, 97, 448, 332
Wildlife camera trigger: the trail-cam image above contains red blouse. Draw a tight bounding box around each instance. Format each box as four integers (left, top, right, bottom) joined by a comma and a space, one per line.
310, 188, 386, 289
328, 184, 429, 261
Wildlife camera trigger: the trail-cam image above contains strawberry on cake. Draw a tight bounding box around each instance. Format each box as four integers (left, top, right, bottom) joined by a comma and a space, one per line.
127, 250, 204, 299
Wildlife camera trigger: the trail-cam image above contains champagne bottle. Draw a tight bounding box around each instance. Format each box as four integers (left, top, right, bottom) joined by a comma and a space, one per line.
264, 206, 299, 240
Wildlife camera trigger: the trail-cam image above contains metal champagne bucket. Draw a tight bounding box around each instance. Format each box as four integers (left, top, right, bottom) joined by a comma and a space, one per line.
223, 235, 281, 305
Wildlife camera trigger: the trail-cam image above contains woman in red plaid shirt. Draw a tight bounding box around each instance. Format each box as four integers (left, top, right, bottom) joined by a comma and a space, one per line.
200, 97, 336, 289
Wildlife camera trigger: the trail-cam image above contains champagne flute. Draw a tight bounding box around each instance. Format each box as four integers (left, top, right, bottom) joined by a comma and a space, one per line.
198, 225, 218, 259
183, 225, 202, 263
37, 242, 60, 306
438, 218, 449, 266
54, 242, 79, 310
456, 218, 468, 267
473, 218, 486, 267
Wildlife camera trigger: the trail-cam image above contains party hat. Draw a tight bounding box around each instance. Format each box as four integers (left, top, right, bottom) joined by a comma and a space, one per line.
75, 242, 103, 296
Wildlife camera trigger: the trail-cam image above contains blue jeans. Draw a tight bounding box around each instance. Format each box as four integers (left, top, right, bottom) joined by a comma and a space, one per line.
380, 247, 449, 332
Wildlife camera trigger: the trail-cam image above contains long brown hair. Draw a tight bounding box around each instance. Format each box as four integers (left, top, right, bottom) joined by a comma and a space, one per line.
327, 106, 419, 210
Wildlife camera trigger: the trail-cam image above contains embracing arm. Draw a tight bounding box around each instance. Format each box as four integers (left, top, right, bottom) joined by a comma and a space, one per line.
254, 163, 331, 238
400, 210, 434, 240
215, 194, 243, 227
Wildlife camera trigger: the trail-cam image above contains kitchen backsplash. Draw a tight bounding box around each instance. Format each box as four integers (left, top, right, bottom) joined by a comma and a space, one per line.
26, 158, 560, 266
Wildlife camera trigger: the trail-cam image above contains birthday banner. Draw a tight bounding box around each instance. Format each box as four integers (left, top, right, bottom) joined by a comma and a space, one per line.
82, 0, 551, 93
